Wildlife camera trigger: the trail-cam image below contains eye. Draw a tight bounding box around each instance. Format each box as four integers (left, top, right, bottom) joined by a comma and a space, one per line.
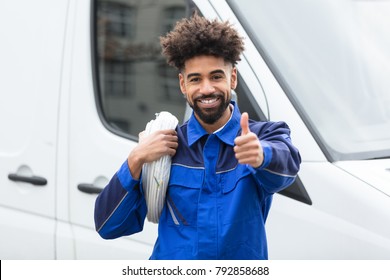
212, 74, 223, 80
189, 77, 200, 83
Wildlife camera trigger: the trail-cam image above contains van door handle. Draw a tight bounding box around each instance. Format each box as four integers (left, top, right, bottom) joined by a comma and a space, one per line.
77, 183, 103, 194
8, 173, 47, 186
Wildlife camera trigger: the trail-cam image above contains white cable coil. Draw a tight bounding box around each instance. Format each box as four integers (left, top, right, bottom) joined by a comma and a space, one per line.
142, 111, 178, 223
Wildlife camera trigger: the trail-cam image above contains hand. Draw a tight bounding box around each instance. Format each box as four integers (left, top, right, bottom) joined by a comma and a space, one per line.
128, 129, 178, 179
234, 112, 264, 168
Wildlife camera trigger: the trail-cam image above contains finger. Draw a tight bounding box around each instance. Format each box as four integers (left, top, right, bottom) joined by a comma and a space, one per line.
240, 112, 250, 135
157, 129, 177, 135
160, 132, 178, 144
139, 130, 146, 142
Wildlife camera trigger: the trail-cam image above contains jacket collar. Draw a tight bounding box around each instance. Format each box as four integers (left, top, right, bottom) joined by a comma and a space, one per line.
187, 101, 241, 147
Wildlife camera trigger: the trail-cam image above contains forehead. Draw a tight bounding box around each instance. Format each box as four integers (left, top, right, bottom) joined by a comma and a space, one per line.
183, 55, 232, 75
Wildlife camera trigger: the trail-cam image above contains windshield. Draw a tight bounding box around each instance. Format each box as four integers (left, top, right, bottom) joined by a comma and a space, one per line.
228, 0, 390, 161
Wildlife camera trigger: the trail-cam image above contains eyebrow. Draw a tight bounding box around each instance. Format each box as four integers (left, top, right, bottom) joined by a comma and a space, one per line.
186, 69, 225, 80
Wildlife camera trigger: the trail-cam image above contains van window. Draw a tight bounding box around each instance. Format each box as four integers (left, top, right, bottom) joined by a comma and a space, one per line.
94, 0, 188, 138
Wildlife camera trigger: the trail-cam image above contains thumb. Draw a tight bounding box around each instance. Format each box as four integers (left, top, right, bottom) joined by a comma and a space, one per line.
240, 112, 250, 135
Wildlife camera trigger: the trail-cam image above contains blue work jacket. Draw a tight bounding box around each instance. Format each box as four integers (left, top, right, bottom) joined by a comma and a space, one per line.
94, 102, 301, 259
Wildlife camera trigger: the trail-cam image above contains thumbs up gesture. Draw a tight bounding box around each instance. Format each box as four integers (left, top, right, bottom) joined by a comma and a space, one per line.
234, 112, 264, 168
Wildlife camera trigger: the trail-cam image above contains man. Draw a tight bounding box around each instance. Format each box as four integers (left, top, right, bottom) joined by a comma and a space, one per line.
94, 13, 301, 260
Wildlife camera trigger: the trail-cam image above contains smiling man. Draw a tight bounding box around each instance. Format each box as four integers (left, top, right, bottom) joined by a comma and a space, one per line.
94, 12, 301, 260
179, 55, 235, 132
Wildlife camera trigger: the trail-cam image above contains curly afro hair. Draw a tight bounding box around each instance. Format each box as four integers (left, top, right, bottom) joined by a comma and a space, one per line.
160, 11, 245, 71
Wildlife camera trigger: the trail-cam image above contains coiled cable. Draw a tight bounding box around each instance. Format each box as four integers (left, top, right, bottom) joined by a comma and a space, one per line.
142, 111, 179, 223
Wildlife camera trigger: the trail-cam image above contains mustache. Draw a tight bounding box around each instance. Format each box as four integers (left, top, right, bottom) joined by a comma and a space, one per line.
193, 93, 224, 102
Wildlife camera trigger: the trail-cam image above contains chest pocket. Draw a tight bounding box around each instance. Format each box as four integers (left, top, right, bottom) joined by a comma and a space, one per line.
220, 165, 251, 194
220, 165, 263, 225
166, 165, 204, 226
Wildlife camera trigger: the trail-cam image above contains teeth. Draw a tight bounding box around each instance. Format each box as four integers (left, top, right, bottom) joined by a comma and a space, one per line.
200, 98, 217, 104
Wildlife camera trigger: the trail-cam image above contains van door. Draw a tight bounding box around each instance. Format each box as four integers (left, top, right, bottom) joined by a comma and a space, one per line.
0, 0, 69, 259
67, 0, 190, 259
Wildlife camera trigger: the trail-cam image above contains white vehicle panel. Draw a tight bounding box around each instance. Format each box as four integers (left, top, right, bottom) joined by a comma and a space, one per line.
268, 162, 390, 259
0, 208, 55, 259
335, 159, 390, 197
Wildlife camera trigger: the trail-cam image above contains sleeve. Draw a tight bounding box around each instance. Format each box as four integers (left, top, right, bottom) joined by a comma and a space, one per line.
94, 160, 147, 239
247, 121, 301, 194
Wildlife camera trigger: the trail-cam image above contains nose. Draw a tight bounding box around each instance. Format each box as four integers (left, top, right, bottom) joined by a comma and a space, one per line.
199, 79, 215, 94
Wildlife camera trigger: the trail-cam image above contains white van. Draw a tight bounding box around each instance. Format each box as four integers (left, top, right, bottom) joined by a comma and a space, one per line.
1, 0, 389, 259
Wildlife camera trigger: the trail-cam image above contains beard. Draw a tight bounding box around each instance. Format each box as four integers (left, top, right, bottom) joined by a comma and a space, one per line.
189, 93, 231, 124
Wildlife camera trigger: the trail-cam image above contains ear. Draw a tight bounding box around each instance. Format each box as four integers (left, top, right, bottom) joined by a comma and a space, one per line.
230, 67, 238, 89
179, 73, 186, 95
